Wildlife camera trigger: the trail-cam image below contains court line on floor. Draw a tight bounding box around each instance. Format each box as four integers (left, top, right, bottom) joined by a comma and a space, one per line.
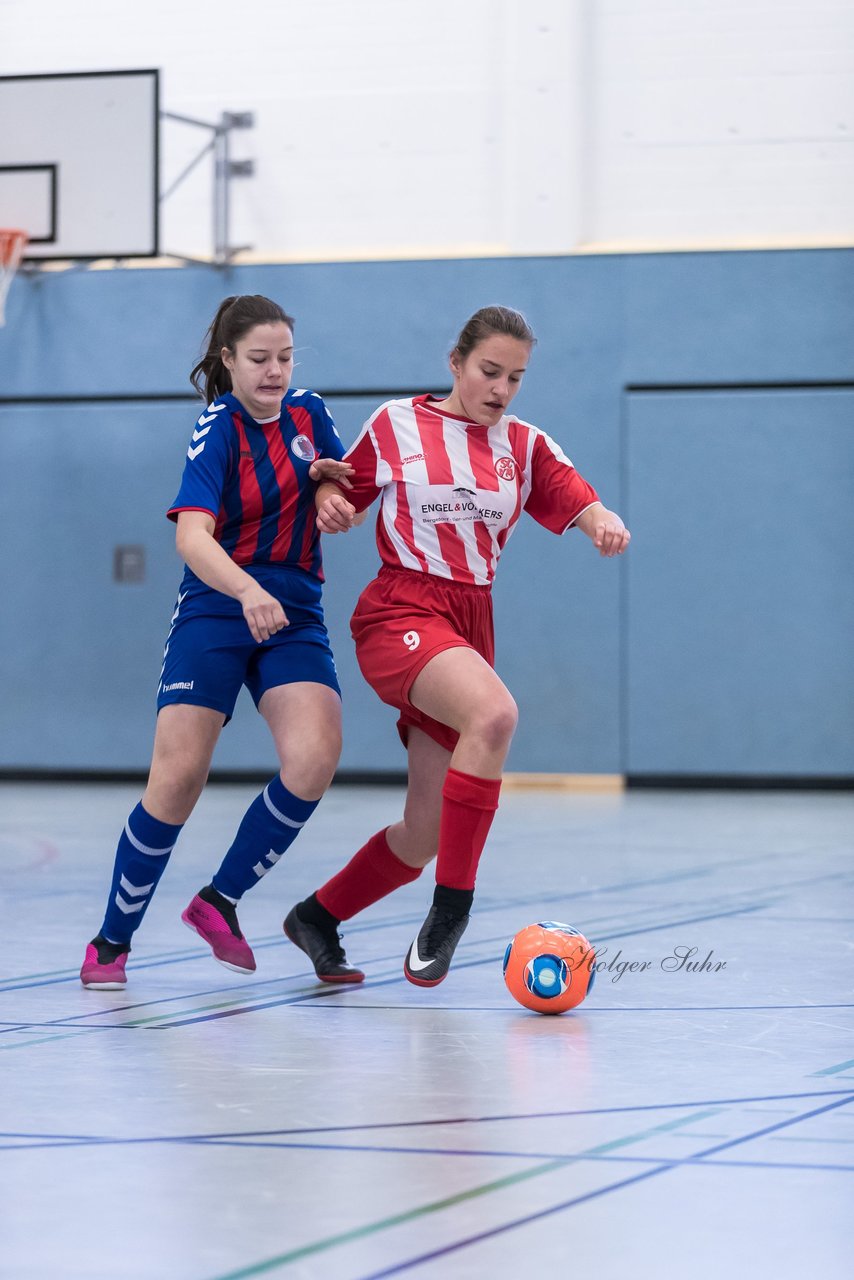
2, 891, 773, 1038
811, 1057, 854, 1076
345, 1091, 854, 1280
288, 1002, 854, 1013
0, 842, 809, 992
2, 1089, 849, 1152
133, 1135, 854, 1176
6, 931, 850, 1049
0, 875, 768, 1012
4, 1000, 853, 1040
137, 901, 773, 1028
2, 876, 843, 1035
203, 1108, 725, 1280
204, 1094, 854, 1280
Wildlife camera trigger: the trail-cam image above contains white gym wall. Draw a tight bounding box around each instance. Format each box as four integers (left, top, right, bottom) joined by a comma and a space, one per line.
1, 0, 852, 259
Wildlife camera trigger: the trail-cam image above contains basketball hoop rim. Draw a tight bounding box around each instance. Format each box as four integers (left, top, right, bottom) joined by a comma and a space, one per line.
0, 227, 29, 259
0, 228, 29, 327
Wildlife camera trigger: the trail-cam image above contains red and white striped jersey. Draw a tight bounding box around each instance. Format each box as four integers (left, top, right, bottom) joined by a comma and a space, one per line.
344, 395, 599, 587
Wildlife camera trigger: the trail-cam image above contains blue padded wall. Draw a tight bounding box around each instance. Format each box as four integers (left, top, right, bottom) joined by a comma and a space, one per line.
0, 249, 851, 776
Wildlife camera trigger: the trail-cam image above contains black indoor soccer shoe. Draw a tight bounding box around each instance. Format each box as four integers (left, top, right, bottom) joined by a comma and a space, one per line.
404, 905, 470, 987
283, 906, 365, 984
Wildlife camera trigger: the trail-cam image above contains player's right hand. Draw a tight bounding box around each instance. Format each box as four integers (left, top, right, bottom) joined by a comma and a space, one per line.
317, 492, 357, 534
239, 584, 289, 642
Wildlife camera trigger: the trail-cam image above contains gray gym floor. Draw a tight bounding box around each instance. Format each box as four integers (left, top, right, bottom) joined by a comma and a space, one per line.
1, 781, 852, 1279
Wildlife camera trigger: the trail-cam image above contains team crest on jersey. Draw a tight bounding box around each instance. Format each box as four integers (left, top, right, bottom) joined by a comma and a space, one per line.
495, 456, 517, 480
291, 434, 317, 462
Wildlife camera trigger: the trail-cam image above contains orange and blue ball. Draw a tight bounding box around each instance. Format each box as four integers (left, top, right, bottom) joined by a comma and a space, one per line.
503, 921, 596, 1014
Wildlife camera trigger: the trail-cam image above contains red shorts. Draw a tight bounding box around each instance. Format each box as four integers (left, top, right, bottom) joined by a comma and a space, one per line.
350, 566, 495, 752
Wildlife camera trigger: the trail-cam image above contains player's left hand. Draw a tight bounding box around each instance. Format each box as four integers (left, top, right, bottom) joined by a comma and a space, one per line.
317, 492, 357, 534
309, 457, 355, 488
593, 515, 631, 557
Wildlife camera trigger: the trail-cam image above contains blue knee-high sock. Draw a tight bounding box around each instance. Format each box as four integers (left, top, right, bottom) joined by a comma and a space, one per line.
212, 776, 319, 901
100, 802, 183, 946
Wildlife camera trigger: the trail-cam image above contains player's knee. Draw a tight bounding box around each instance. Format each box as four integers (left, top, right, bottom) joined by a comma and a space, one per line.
144, 766, 207, 824
399, 835, 438, 867
410, 848, 437, 869
469, 695, 518, 752
282, 724, 341, 796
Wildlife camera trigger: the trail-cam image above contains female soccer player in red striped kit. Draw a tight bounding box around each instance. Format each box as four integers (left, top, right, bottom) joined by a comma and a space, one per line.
284, 305, 630, 987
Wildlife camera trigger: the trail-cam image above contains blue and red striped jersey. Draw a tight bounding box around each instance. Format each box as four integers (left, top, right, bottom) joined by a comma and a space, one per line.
167, 389, 344, 581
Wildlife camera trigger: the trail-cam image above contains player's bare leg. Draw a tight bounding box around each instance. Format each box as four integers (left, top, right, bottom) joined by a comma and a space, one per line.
259, 681, 342, 801
186, 683, 348, 977
409, 646, 518, 781
385, 727, 451, 867
144, 704, 225, 822
403, 647, 516, 985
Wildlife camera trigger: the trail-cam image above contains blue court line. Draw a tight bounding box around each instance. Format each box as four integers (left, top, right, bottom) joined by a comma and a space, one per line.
0, 851, 844, 1021
3, 1089, 846, 1153
119, 1136, 854, 1175
8, 897, 770, 1034
5, 1126, 854, 1179
759, 916, 854, 923
0, 851, 827, 999
0, 878, 761, 1011
0, 1130, 109, 1143
0, 840, 803, 993
290, 1002, 854, 1013
351, 1092, 854, 1279
141, 900, 771, 1027
772, 1135, 854, 1145
0, 935, 301, 993
690, 1094, 854, 1159
5, 1001, 853, 1037
2, 970, 351, 1028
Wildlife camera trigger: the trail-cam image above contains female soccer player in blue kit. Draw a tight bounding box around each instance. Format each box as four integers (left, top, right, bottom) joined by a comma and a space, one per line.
80, 294, 361, 988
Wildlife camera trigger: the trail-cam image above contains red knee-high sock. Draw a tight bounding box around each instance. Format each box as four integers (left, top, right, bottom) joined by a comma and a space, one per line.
435, 769, 502, 891
317, 828, 422, 921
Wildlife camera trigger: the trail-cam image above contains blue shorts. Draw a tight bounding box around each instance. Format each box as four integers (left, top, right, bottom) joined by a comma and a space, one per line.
157, 568, 340, 722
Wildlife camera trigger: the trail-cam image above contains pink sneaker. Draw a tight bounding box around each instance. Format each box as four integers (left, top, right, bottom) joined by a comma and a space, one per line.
181, 885, 256, 974
80, 936, 129, 989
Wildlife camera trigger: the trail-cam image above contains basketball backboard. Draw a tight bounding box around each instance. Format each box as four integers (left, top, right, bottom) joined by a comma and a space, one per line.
0, 69, 159, 261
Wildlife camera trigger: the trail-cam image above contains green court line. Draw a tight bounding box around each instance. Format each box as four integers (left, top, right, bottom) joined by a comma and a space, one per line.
120, 996, 263, 1027
811, 1058, 854, 1077
0, 1028, 103, 1051
208, 1108, 722, 1279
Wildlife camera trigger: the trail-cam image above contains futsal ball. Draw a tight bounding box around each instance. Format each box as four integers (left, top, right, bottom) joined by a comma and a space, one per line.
503, 921, 596, 1014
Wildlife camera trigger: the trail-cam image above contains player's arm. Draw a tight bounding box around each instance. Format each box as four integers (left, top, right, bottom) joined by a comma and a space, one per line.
175, 511, 288, 641
314, 481, 368, 533
573, 501, 631, 557
525, 430, 630, 557
314, 425, 383, 533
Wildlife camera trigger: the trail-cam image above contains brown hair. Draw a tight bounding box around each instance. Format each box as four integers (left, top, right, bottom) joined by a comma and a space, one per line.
452, 305, 537, 361
190, 295, 295, 403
